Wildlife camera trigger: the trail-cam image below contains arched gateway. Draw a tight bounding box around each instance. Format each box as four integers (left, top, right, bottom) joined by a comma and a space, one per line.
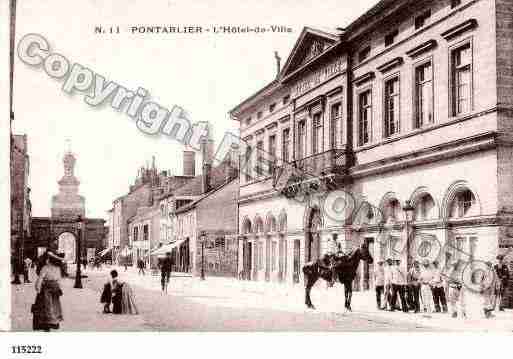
25, 147, 106, 260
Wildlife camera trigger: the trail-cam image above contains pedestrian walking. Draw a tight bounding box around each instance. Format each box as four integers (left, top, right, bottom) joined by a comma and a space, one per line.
32, 251, 64, 331
375, 260, 385, 310
160, 252, 172, 294
391, 259, 408, 312
447, 260, 466, 319
419, 259, 434, 317
137, 259, 146, 276
430, 260, 448, 313
494, 255, 509, 311
23, 257, 32, 283
407, 260, 421, 313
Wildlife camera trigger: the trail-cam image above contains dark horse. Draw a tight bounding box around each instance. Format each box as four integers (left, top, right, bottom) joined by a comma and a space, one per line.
302, 243, 373, 311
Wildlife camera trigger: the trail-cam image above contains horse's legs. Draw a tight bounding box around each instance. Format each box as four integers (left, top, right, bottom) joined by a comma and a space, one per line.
304, 274, 318, 309
344, 281, 353, 311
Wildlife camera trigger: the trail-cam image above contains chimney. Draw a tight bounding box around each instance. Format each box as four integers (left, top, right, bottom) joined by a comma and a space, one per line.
183, 150, 196, 177
202, 162, 211, 194
274, 51, 281, 77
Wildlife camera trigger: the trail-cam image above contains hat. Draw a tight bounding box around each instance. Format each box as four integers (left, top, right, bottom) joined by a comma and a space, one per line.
378, 260, 384, 264
422, 259, 430, 266
47, 251, 63, 262
386, 258, 393, 264
497, 255, 504, 260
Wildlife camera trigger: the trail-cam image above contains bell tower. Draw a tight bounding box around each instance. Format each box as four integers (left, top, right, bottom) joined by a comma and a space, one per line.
51, 141, 85, 219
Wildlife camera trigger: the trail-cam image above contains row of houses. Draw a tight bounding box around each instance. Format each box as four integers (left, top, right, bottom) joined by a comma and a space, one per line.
106, 130, 240, 277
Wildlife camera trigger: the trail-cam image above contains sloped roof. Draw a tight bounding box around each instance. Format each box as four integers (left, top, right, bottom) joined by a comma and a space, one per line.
175, 177, 238, 215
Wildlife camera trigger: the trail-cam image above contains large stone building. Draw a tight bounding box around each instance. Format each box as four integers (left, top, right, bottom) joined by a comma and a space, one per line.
10, 134, 31, 276
230, 0, 513, 298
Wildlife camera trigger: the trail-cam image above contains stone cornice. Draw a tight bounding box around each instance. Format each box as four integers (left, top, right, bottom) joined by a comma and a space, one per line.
353, 71, 375, 87
265, 122, 278, 130
441, 19, 478, 41
376, 57, 403, 73
406, 40, 437, 58
351, 131, 497, 179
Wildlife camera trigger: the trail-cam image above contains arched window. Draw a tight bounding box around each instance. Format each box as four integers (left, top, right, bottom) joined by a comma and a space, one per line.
266, 214, 278, 233
255, 216, 264, 233
279, 211, 287, 232
414, 194, 436, 221
242, 217, 252, 234
449, 189, 477, 218
384, 198, 401, 222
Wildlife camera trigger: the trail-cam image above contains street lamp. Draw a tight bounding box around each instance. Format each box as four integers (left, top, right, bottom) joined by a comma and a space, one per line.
200, 231, 206, 280
74, 215, 83, 289
402, 200, 415, 268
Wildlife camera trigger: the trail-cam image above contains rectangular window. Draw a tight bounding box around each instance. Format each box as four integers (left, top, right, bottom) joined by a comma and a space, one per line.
385, 30, 398, 47
358, 46, 371, 63
297, 120, 306, 159
451, 43, 472, 116
414, 61, 433, 128
257, 111, 263, 119
256, 141, 264, 177
384, 77, 400, 138
415, 10, 431, 30
134, 226, 138, 242
143, 224, 148, 241
282, 128, 290, 163
268, 135, 276, 174
358, 90, 372, 146
283, 95, 290, 105
269, 103, 276, 113
312, 113, 322, 155
330, 102, 341, 148
244, 146, 252, 182
245, 117, 251, 126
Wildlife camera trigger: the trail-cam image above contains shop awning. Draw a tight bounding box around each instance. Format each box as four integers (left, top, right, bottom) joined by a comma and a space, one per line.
151, 239, 186, 257
98, 247, 112, 257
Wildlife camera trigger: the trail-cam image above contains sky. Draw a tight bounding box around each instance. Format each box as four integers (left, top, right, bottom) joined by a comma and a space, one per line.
11, 0, 378, 219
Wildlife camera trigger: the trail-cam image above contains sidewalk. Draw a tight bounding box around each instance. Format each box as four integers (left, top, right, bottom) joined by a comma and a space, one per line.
105, 265, 513, 331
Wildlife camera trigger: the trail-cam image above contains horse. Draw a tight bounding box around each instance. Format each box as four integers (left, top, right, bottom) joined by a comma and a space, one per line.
302, 243, 374, 311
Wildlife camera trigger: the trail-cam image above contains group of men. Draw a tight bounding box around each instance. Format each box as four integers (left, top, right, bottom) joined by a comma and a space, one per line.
375, 255, 510, 318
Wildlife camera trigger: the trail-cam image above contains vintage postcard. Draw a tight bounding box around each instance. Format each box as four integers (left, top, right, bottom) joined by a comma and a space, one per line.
3, 0, 513, 349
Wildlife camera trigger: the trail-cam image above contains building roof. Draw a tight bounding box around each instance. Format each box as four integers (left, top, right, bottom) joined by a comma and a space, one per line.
174, 177, 238, 215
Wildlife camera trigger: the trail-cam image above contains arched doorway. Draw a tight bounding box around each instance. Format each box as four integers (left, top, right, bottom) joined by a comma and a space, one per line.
306, 207, 322, 263
57, 232, 77, 263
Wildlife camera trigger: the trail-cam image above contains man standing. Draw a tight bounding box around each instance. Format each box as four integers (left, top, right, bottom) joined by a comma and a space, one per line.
161, 252, 172, 293
430, 260, 448, 313
391, 259, 408, 312
419, 259, 434, 316
384, 258, 393, 310
494, 255, 509, 311
407, 260, 421, 313
23, 256, 32, 283
447, 260, 466, 319
375, 261, 385, 310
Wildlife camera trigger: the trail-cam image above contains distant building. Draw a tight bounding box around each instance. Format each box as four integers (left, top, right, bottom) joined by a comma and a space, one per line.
128, 205, 160, 268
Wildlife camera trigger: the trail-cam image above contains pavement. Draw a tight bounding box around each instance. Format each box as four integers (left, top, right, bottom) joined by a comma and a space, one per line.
9, 265, 513, 331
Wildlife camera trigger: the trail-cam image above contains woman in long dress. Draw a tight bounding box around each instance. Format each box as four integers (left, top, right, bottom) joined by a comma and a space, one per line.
120, 282, 139, 315
32, 251, 64, 331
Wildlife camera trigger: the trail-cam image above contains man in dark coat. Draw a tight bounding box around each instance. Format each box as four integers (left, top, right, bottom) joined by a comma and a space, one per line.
161, 252, 172, 293
109, 270, 122, 314
494, 255, 510, 311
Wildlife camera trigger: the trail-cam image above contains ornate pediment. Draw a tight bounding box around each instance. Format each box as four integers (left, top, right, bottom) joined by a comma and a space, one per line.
280, 27, 340, 80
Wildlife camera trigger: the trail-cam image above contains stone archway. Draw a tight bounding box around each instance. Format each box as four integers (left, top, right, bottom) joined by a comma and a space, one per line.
57, 231, 77, 263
